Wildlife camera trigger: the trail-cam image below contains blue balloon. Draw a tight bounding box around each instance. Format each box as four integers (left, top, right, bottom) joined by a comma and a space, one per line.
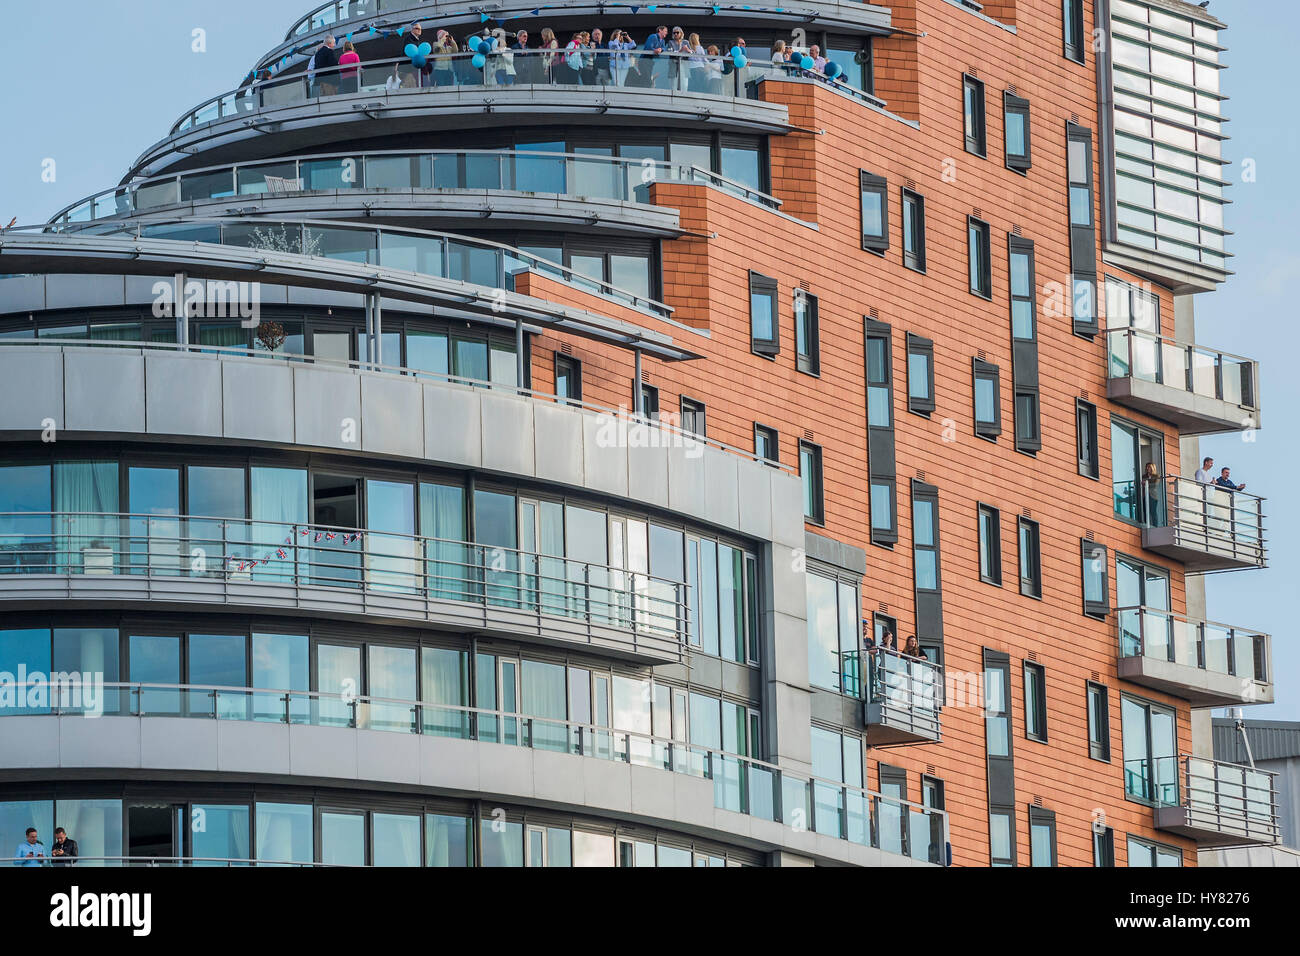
482, 36, 495, 52
800, 55, 813, 70
472, 52, 486, 69
404, 43, 417, 58
733, 54, 747, 69
419, 42, 431, 56
412, 54, 427, 68
823, 60, 841, 79
729, 45, 743, 59
468, 35, 483, 52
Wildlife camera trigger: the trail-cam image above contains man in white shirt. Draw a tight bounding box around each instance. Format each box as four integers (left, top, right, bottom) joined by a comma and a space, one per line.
1193, 456, 1214, 484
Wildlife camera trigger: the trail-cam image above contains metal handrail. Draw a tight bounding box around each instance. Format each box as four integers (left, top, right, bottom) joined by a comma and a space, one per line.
1159, 475, 1266, 560
1114, 604, 1270, 685
1178, 754, 1280, 843
1105, 326, 1258, 410
866, 646, 942, 711
0, 339, 795, 473
3, 682, 950, 861
14, 215, 672, 319
0, 512, 691, 643
12, 854, 352, 867
48, 148, 782, 228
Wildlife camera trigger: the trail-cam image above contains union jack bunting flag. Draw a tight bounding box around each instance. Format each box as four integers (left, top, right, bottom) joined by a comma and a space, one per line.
276, 548, 287, 559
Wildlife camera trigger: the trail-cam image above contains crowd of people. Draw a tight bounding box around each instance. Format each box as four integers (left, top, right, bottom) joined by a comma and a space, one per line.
286, 21, 849, 96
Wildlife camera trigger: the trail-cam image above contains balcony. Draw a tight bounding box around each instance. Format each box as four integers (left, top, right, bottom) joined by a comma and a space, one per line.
1106, 328, 1259, 435
0, 512, 688, 665
3, 684, 949, 866
863, 648, 942, 745
1141, 477, 1266, 572
1127, 755, 1280, 848
1116, 606, 1272, 707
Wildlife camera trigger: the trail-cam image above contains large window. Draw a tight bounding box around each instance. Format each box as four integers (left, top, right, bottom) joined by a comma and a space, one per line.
902, 189, 926, 272
800, 440, 824, 524
1122, 695, 1177, 805
794, 288, 820, 375
749, 271, 779, 357
963, 75, 987, 156
807, 571, 863, 698
1127, 835, 1182, 868
973, 359, 1002, 440
1087, 681, 1111, 762
906, 333, 935, 415
968, 217, 992, 299
1024, 661, 1047, 742
1111, 418, 1165, 526
1018, 517, 1042, 599
811, 726, 867, 842
1004, 92, 1032, 172
978, 504, 1002, 586
859, 171, 889, 253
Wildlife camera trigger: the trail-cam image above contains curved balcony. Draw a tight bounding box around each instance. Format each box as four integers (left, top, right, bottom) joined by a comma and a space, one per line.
1, 685, 948, 866
0, 512, 687, 664
1106, 328, 1260, 435
1116, 606, 1272, 707
1126, 754, 1280, 848
863, 648, 942, 746
1141, 476, 1266, 572
47, 149, 781, 238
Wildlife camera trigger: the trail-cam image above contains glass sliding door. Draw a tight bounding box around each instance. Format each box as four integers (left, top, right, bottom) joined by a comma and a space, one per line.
255, 802, 312, 866
252, 632, 309, 723
129, 633, 182, 716
53, 627, 121, 714
1123, 695, 1178, 805
521, 658, 567, 752
367, 644, 417, 732
473, 489, 518, 608
320, 810, 365, 866
127, 466, 180, 575
419, 482, 466, 602
250, 466, 307, 583
0, 464, 52, 574
315, 644, 361, 728
372, 813, 420, 867
187, 465, 246, 577
52, 461, 117, 574
188, 633, 248, 719
190, 804, 250, 866
421, 646, 469, 737
648, 525, 683, 640
0, 628, 51, 714
566, 505, 608, 623
365, 479, 417, 592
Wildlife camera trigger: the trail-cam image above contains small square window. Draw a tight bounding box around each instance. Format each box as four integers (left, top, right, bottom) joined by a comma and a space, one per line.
680, 396, 706, 437
973, 358, 1002, 440
749, 272, 779, 357
754, 424, 779, 464
963, 75, 987, 157
906, 333, 936, 415
1004, 92, 1032, 172
968, 218, 992, 299
860, 171, 889, 253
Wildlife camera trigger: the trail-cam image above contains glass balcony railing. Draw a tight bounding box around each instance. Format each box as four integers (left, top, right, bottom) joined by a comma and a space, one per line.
1116, 605, 1271, 700
0, 512, 688, 654
167, 51, 882, 137
1107, 328, 1258, 411
1144, 476, 1266, 570
5, 682, 950, 864
48, 148, 782, 230
1128, 753, 1281, 846
1124, 755, 1181, 806
22, 216, 671, 318
864, 648, 942, 743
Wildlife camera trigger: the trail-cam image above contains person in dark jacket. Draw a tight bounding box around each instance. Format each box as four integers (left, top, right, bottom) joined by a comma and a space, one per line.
312, 35, 340, 97
51, 827, 78, 866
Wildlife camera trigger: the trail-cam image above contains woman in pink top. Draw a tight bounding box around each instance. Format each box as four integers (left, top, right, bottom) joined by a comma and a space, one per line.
338, 41, 361, 94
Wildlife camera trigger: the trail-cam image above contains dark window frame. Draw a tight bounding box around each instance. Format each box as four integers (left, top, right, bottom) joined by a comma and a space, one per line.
799, 440, 825, 525
679, 395, 706, 438
989, 808, 1016, 867
1003, 91, 1032, 173
1093, 825, 1115, 867
912, 480, 944, 646
794, 288, 821, 376
1067, 123, 1099, 339
978, 503, 1003, 586
553, 352, 582, 404
1018, 516, 1042, 600
749, 271, 780, 358
1087, 680, 1111, 762
639, 382, 660, 422
865, 319, 898, 547
1024, 661, 1048, 743
859, 171, 890, 254
1081, 539, 1110, 619
1063, 0, 1086, 64
963, 74, 987, 157
754, 423, 779, 465
968, 217, 993, 300
901, 188, 927, 273
972, 358, 1002, 440
905, 333, 936, 416
1076, 398, 1099, 479
1028, 806, 1058, 867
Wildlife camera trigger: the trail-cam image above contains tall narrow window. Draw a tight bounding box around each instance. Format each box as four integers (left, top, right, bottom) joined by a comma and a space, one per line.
1077, 399, 1099, 478
1093, 826, 1115, 867
749, 271, 779, 356
554, 353, 581, 404
1063, 0, 1085, 64
968, 217, 992, 299
902, 189, 926, 272
906, 333, 935, 415
984, 648, 1015, 866
990, 809, 1015, 867
912, 481, 943, 645
1087, 681, 1111, 762
1018, 517, 1042, 599
639, 383, 660, 422
1004, 92, 1031, 172
1067, 123, 1098, 338
680, 397, 706, 437
1024, 661, 1047, 742
972, 359, 1002, 440
1081, 539, 1109, 618
754, 424, 779, 464
1008, 235, 1041, 454
859, 171, 889, 253
1029, 807, 1057, 866
978, 504, 1002, 586
963, 75, 986, 157
800, 441, 824, 524
865, 320, 897, 546
794, 288, 820, 376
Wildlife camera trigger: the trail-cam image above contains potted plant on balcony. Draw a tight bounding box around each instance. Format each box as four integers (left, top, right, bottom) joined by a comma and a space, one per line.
255, 320, 287, 358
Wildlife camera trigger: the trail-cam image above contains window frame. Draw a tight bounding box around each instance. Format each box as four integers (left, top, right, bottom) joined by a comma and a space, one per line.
748, 271, 780, 357
901, 188, 927, 273
1066, 123, 1099, 338
754, 423, 779, 465
1087, 680, 1111, 762
1063, 0, 1086, 64
859, 171, 890, 254
978, 503, 1003, 586
1081, 539, 1110, 619
905, 332, 936, 416
1003, 92, 1032, 173
553, 352, 582, 404
968, 217, 993, 300
1023, 661, 1048, 743
1028, 806, 1057, 867
865, 319, 898, 547
794, 288, 821, 376
639, 382, 660, 422
1018, 516, 1042, 600
972, 358, 1002, 441
679, 395, 706, 438
1076, 398, 1099, 479
962, 74, 987, 157
799, 439, 825, 525
1126, 834, 1183, 868
1093, 825, 1115, 867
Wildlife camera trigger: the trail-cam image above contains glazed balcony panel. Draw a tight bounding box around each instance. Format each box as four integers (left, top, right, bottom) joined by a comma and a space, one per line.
1127, 755, 1280, 848
1115, 606, 1272, 707
0, 692, 946, 867
0, 513, 688, 664
1141, 477, 1266, 572
1106, 328, 1260, 434
863, 649, 942, 745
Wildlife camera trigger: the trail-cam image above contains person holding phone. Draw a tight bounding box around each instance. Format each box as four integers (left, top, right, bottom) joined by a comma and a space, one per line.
14, 828, 45, 867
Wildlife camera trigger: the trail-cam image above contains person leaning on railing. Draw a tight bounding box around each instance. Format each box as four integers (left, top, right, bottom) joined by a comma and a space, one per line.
1213, 466, 1246, 493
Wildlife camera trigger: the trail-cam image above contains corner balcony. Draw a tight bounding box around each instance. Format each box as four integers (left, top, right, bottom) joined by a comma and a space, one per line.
47, 149, 781, 238
1141, 477, 1266, 572
1106, 328, 1260, 435
863, 648, 942, 746
3, 688, 949, 866
1116, 606, 1273, 707
0, 513, 687, 665
1127, 755, 1280, 848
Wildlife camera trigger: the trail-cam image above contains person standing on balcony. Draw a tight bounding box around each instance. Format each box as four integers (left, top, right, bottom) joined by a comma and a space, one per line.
686, 32, 708, 92
431, 30, 457, 88
312, 35, 340, 97
512, 30, 534, 83
589, 29, 611, 85
338, 41, 361, 95
705, 45, 724, 94
609, 30, 636, 86
14, 828, 45, 866
809, 44, 827, 72
642, 26, 669, 87
1142, 462, 1164, 525
903, 635, 928, 661
50, 828, 78, 866
539, 28, 560, 83
1194, 456, 1214, 484
1214, 467, 1246, 492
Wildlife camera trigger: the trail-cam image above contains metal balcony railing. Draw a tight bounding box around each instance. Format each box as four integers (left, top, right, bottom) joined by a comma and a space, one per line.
1107, 328, 1258, 411
1116, 604, 1271, 688
1153, 476, 1266, 568
0, 512, 688, 656
13, 854, 350, 867
864, 648, 942, 743
1127, 754, 1280, 846
4, 683, 950, 864
47, 148, 782, 229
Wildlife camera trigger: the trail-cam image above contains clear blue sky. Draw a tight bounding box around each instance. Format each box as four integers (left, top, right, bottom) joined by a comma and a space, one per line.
0, 0, 1293, 718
